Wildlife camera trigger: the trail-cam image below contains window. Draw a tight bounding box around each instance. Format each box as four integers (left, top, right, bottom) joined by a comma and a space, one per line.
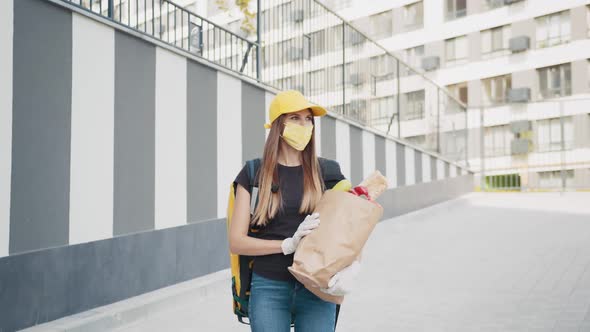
273, 75, 294, 91
326, 25, 344, 52
402, 90, 425, 120
370, 54, 395, 79
483, 0, 505, 11
309, 69, 326, 95
445, 36, 468, 65
403, 45, 424, 74
327, 65, 344, 91
538, 63, 571, 99
368, 10, 393, 39
446, 82, 468, 105
587, 5, 590, 37
445, 0, 467, 20
482, 75, 511, 105
370, 96, 395, 120
310, 30, 326, 57
481, 25, 511, 58
484, 125, 511, 157
403, 2, 424, 30
536, 11, 571, 48
442, 129, 466, 158
537, 117, 573, 152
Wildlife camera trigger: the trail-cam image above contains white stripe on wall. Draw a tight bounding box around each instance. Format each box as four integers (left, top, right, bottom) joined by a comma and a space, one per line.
362, 131, 375, 179
385, 139, 397, 188
437, 159, 445, 180
264, 92, 273, 141
0, 0, 13, 257
422, 153, 431, 183
450, 165, 457, 177
217, 72, 242, 218
335, 120, 351, 180
314, 115, 322, 157
69, 14, 114, 245
155, 48, 187, 230
405, 146, 415, 186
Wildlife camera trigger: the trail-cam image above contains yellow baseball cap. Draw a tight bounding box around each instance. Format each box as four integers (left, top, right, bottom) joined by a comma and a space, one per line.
264, 90, 327, 129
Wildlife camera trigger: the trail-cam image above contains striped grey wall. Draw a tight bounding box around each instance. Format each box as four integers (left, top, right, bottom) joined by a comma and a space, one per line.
375, 135, 386, 179
10, 0, 72, 254
349, 126, 363, 185
187, 60, 218, 223
377, 174, 474, 219
414, 149, 423, 184
241, 81, 266, 163
320, 115, 337, 160
396, 142, 406, 187
0, 0, 13, 258
1, 0, 474, 257
113, 31, 156, 236
430, 155, 437, 181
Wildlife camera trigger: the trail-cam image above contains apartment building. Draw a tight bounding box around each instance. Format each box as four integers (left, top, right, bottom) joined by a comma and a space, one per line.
342, 0, 590, 189
205, 0, 589, 189
98, 0, 590, 189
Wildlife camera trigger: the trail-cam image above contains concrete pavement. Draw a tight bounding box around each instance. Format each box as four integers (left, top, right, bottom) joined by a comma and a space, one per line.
25, 192, 590, 331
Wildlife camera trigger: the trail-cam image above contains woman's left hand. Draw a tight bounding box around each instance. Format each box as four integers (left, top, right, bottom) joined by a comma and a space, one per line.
319, 260, 361, 296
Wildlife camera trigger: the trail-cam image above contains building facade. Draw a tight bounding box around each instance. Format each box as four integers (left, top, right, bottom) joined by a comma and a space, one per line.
83, 0, 590, 189
210, 0, 590, 190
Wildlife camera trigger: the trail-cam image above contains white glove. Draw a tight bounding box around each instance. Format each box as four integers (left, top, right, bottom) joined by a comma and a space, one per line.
320, 260, 361, 296
281, 212, 320, 255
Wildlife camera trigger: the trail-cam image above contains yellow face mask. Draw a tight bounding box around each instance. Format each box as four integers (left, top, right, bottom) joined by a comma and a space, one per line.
281, 122, 314, 151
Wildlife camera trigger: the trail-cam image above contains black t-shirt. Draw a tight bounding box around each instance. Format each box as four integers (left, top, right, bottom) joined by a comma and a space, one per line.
233, 161, 344, 281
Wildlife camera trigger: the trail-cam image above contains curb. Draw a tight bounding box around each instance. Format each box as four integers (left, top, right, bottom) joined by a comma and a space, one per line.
19, 269, 232, 332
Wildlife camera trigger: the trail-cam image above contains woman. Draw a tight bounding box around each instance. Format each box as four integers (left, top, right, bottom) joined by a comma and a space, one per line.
229, 90, 359, 332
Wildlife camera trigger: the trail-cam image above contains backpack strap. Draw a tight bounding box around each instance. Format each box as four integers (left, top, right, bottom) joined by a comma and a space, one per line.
246, 158, 261, 215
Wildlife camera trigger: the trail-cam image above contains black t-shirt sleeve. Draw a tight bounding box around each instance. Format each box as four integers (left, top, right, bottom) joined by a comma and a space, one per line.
234, 163, 251, 194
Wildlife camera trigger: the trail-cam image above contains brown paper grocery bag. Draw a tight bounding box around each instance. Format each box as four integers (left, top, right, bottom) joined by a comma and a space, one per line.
287, 190, 384, 304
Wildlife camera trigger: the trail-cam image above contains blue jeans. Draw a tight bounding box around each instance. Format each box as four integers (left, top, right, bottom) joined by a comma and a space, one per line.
249, 272, 337, 332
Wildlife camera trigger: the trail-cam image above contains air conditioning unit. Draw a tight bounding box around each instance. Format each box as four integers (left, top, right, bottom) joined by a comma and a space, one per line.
511, 138, 531, 155
509, 36, 530, 53
288, 47, 304, 61
507, 87, 531, 103
292, 9, 304, 23
349, 73, 366, 86
504, 0, 523, 4
421, 56, 440, 71
509, 120, 531, 134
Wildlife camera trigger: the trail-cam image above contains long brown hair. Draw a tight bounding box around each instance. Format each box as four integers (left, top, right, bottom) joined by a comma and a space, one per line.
251, 110, 324, 227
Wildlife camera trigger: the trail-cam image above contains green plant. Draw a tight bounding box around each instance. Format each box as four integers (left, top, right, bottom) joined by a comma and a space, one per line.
217, 0, 257, 36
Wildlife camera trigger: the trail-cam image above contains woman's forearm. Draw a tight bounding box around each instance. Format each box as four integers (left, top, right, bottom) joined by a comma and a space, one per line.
230, 236, 284, 256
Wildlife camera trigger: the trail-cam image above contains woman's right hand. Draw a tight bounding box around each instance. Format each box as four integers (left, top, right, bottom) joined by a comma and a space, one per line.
281, 212, 320, 255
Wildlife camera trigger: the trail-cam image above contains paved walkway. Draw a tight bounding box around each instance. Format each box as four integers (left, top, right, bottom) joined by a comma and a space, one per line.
43, 192, 590, 331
